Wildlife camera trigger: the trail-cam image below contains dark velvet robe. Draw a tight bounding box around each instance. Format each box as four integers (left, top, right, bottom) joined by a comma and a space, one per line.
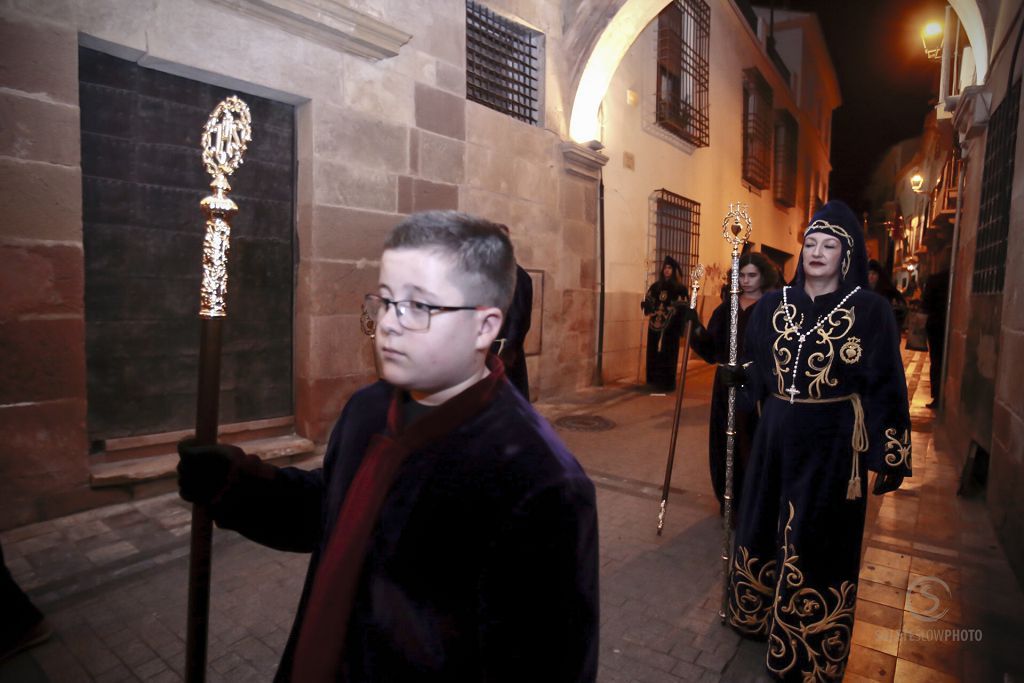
643, 279, 687, 391
208, 370, 599, 682
691, 298, 760, 515
726, 285, 912, 682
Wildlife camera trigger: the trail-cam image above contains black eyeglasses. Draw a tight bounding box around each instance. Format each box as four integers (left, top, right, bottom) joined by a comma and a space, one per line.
362, 294, 482, 333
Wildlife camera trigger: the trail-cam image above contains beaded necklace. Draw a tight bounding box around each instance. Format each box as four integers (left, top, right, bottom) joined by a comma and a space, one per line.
781, 285, 861, 403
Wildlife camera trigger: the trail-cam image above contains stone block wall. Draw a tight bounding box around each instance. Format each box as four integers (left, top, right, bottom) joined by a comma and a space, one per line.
0, 15, 95, 527
988, 76, 1024, 580
0, 0, 602, 527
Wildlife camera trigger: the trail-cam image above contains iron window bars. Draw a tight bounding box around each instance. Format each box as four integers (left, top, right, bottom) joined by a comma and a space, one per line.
773, 109, 798, 207
742, 67, 773, 190
649, 189, 701, 289
655, 0, 710, 147
466, 0, 541, 125
972, 79, 1019, 294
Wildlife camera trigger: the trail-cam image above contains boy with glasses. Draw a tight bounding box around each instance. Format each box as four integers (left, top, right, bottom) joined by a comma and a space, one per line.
177, 211, 599, 682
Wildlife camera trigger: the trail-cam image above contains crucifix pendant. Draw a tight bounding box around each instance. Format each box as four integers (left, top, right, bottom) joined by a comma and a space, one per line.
786, 386, 800, 404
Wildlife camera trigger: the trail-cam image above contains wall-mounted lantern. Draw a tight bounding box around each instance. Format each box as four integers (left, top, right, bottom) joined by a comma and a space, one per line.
910, 172, 925, 192
921, 21, 943, 61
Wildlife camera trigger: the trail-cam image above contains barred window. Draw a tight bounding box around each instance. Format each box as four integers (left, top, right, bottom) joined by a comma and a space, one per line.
466, 1, 542, 125
773, 109, 798, 207
742, 68, 773, 190
655, 0, 710, 147
649, 190, 701, 287
972, 79, 1019, 294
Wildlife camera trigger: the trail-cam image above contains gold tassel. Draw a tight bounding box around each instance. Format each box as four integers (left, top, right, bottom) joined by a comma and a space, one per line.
846, 474, 862, 500
846, 450, 862, 500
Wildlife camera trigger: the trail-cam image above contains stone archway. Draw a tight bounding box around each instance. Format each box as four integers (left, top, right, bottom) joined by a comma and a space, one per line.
565, 0, 992, 142
566, 0, 669, 142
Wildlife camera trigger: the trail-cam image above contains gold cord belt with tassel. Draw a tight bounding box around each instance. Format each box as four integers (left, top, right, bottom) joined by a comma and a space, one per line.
771, 392, 867, 500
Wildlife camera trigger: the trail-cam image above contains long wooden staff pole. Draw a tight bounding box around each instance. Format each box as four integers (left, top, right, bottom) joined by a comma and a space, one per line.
186, 97, 252, 682
719, 204, 752, 621
657, 263, 704, 535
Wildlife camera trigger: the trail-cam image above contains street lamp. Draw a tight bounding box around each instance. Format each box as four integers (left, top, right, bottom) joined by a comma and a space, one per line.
921, 21, 943, 61
910, 172, 925, 192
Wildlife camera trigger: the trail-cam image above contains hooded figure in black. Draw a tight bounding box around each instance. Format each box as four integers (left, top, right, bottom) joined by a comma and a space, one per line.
642, 256, 688, 391
725, 201, 912, 681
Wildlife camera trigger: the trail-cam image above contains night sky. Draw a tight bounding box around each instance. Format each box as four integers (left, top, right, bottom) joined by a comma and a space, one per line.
783, 0, 952, 213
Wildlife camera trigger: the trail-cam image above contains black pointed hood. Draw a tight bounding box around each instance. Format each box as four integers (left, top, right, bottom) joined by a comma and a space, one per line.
794, 200, 869, 291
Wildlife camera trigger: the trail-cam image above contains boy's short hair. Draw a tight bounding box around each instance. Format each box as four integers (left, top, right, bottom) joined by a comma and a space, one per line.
384, 211, 516, 311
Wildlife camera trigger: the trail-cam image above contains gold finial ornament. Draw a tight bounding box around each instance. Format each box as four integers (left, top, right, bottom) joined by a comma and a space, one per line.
199, 96, 252, 318
201, 96, 252, 177
721, 202, 752, 248
689, 263, 705, 297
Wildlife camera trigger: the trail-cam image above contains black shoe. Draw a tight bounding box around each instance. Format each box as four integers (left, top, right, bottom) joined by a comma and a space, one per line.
926, 400, 938, 409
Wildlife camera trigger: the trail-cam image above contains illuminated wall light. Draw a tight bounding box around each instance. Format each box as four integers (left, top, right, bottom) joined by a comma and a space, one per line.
921, 21, 943, 60
910, 172, 925, 192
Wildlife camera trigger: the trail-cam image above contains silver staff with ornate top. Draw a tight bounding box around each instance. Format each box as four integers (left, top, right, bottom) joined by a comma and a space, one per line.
719, 203, 752, 621
657, 263, 704, 535
187, 96, 252, 682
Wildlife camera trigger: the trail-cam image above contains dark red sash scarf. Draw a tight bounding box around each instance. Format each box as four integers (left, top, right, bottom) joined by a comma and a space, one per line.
290, 357, 505, 681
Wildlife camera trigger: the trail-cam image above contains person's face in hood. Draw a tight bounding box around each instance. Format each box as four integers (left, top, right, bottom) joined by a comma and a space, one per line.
662, 264, 674, 280
802, 233, 843, 282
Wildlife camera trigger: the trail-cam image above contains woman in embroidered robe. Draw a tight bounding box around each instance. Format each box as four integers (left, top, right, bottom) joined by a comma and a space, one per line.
691, 252, 778, 516
724, 201, 912, 682
642, 256, 687, 391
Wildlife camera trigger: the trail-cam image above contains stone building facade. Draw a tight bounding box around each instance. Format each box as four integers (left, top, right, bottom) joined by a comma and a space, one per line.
861, 0, 1024, 580
596, 4, 838, 382
0, 0, 612, 529
0, 0, 837, 530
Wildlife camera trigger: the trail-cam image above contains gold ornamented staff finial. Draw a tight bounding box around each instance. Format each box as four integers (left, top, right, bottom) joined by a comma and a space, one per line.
689, 263, 705, 299
721, 202, 752, 250
199, 96, 252, 318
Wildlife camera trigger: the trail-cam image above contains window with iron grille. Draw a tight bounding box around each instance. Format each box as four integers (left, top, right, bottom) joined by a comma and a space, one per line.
972, 79, 1019, 294
742, 68, 773, 189
649, 190, 701, 287
773, 109, 798, 207
655, 0, 710, 147
466, 1, 542, 125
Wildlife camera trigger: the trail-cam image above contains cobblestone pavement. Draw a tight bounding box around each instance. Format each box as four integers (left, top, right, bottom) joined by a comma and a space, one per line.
2, 353, 1023, 682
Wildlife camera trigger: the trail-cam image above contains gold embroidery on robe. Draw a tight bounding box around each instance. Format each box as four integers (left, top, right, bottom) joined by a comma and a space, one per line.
766, 502, 857, 682
883, 428, 912, 469
839, 337, 862, 364
771, 301, 858, 398
729, 547, 777, 635
771, 302, 802, 394
805, 308, 856, 398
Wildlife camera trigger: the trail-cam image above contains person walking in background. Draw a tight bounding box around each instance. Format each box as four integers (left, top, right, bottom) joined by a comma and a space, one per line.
868, 259, 907, 330
922, 263, 950, 408
690, 252, 778, 516
722, 201, 912, 681
642, 256, 687, 392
